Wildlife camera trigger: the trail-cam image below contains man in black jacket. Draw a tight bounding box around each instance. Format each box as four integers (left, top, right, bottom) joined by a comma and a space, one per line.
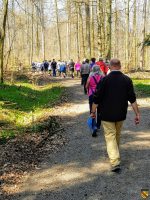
91, 59, 140, 173
51, 59, 57, 77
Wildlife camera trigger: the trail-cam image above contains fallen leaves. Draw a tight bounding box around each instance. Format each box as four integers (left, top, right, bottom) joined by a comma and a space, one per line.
0, 116, 68, 198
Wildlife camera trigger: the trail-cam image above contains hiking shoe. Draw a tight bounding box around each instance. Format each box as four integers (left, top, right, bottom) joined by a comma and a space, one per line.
111, 165, 121, 173
92, 130, 97, 137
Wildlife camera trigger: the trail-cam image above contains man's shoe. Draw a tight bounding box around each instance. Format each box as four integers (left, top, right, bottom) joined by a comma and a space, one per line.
111, 165, 121, 173
92, 130, 97, 137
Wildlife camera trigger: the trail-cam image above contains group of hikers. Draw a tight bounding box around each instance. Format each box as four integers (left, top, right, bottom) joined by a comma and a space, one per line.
81, 58, 140, 173
32, 59, 67, 77
31, 57, 109, 79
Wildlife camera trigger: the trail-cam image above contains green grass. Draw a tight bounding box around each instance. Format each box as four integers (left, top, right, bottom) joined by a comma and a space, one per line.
133, 79, 150, 97
0, 82, 64, 141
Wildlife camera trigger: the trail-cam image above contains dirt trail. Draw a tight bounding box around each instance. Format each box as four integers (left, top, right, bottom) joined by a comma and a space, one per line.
8, 79, 150, 200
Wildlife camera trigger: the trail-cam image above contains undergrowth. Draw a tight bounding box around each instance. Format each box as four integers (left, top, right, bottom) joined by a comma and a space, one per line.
0, 81, 64, 142
133, 79, 150, 97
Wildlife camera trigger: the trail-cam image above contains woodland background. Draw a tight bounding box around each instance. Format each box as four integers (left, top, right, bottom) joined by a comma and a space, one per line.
0, 0, 150, 82
0, 1, 150, 197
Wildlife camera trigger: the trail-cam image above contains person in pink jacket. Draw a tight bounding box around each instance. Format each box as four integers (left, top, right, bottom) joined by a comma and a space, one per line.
75, 61, 81, 77
86, 65, 104, 136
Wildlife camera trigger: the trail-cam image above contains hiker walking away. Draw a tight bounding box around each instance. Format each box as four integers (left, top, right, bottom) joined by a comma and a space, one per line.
48, 60, 52, 76
86, 65, 104, 136
43, 60, 49, 72
41, 61, 44, 72
75, 60, 81, 77
91, 59, 140, 173
57, 60, 61, 77
80, 59, 90, 94
68, 59, 75, 78
51, 59, 57, 77
31, 62, 36, 72
90, 58, 96, 71
60, 61, 66, 78
96, 58, 108, 75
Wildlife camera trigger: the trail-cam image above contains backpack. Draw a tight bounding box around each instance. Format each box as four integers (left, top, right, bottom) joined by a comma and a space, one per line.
90, 75, 101, 95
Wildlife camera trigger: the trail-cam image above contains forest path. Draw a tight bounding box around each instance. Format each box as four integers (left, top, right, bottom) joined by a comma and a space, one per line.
13, 78, 150, 200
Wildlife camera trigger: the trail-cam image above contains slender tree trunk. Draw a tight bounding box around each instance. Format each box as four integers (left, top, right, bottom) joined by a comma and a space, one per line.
133, 0, 137, 69
41, 27, 45, 60
79, 6, 85, 58
91, 1, 95, 57
30, 2, 34, 64
66, 0, 70, 60
11, 0, 16, 68
54, 0, 62, 60
66, 21, 69, 60
40, 1, 46, 60
97, 0, 105, 57
0, 0, 9, 83
36, 22, 40, 57
26, 0, 31, 65
6, 13, 11, 70
145, 0, 150, 69
106, 0, 112, 60
125, 0, 130, 71
141, 0, 147, 70
114, 0, 118, 57
75, 3, 80, 60
5, 16, 16, 70
36, 2, 40, 57
85, 1, 91, 58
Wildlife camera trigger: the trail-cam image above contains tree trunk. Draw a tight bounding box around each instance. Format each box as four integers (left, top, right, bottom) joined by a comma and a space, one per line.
91, 1, 95, 57
125, 0, 130, 71
85, 1, 91, 58
75, 3, 80, 60
66, 0, 71, 60
106, 0, 112, 60
0, 0, 9, 83
55, 0, 62, 60
133, 0, 137, 69
114, 0, 118, 57
79, 5, 86, 59
30, 2, 34, 64
35, 2, 40, 57
141, 0, 147, 70
97, 0, 105, 57
41, 1, 46, 61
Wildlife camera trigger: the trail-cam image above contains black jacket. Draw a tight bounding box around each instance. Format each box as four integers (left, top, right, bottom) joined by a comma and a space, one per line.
93, 71, 136, 122
51, 61, 57, 69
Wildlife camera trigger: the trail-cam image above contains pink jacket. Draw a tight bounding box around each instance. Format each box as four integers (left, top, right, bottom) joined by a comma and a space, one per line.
75, 62, 81, 71
88, 74, 103, 96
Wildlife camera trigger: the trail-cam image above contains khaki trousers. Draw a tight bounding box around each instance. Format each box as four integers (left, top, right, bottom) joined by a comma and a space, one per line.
102, 121, 124, 167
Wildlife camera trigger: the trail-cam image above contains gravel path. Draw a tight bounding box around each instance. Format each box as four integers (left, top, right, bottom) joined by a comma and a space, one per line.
9, 79, 150, 200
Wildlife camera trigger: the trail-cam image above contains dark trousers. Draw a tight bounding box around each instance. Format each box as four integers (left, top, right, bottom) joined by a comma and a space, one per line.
81, 74, 89, 94
89, 95, 101, 128
53, 69, 56, 77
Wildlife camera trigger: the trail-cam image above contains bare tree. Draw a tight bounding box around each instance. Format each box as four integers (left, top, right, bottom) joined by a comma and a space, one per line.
55, 0, 62, 60
0, 0, 9, 83
106, 0, 112, 60
125, 0, 130, 71
85, 0, 91, 58
141, 0, 147, 70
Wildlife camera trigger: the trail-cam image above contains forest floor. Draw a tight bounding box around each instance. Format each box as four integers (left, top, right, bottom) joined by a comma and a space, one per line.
1, 73, 150, 200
